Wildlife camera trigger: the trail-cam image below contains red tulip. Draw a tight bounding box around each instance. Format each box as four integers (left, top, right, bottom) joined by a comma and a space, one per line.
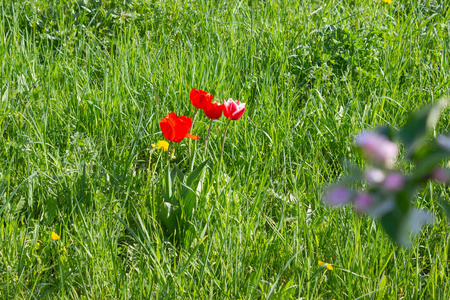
190, 88, 213, 109
223, 98, 246, 120
160, 112, 199, 143
204, 102, 223, 119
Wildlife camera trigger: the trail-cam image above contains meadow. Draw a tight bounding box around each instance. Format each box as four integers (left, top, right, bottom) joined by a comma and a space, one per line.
1, 0, 450, 298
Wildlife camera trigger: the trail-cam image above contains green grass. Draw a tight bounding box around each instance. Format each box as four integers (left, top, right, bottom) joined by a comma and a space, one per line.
1, 0, 450, 298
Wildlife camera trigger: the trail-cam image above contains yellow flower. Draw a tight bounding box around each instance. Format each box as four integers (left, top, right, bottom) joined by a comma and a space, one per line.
156, 140, 169, 151
318, 260, 333, 270
51, 231, 60, 241
36, 242, 40, 247
382, 0, 391, 4
62, 247, 67, 252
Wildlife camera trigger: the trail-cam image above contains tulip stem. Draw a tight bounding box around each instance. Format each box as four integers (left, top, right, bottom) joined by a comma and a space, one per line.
190, 108, 199, 134
204, 119, 213, 158
219, 119, 231, 170
189, 108, 199, 163
166, 141, 172, 166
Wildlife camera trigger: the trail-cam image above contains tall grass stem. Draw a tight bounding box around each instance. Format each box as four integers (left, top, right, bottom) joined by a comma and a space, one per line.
204, 119, 213, 158
219, 119, 231, 170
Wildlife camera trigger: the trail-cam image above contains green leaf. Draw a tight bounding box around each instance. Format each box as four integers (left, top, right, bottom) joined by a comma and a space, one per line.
163, 165, 173, 201
179, 160, 209, 220
376, 125, 397, 141
380, 210, 411, 248
396, 190, 411, 214
158, 202, 179, 235
399, 97, 449, 155
267, 253, 298, 299
170, 167, 185, 183
185, 159, 209, 187
413, 149, 450, 182
440, 200, 450, 221
163, 166, 184, 201
375, 274, 387, 300
380, 212, 400, 244
2, 87, 8, 103
180, 184, 197, 221
45, 197, 58, 225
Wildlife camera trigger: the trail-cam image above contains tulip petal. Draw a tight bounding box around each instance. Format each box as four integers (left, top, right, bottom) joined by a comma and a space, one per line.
160, 121, 175, 141
177, 115, 193, 130
222, 99, 231, 119
160, 113, 178, 141
204, 102, 223, 119
190, 88, 213, 109
231, 106, 245, 120
186, 134, 199, 140
223, 98, 246, 121
229, 100, 238, 113
160, 113, 194, 142
173, 122, 189, 142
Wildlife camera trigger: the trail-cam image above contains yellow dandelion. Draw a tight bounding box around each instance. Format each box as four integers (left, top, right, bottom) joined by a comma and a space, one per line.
156, 140, 169, 151
36, 242, 40, 247
382, 0, 391, 4
51, 231, 60, 241
318, 260, 333, 270
62, 247, 67, 252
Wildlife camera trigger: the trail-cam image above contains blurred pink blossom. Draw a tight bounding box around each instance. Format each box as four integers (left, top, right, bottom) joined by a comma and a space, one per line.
364, 168, 385, 184
355, 132, 398, 168
383, 173, 405, 191
431, 167, 450, 183
323, 187, 352, 206
354, 193, 374, 213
